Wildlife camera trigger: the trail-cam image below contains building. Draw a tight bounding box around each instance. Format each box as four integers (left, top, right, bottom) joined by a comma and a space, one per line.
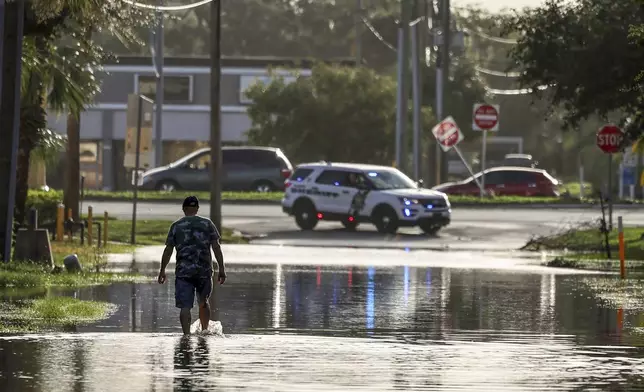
47, 56, 353, 191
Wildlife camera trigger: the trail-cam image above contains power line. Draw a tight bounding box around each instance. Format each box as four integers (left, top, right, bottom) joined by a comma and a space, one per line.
361, 17, 397, 52
119, 0, 213, 11
485, 84, 550, 95
475, 65, 523, 77
463, 27, 518, 44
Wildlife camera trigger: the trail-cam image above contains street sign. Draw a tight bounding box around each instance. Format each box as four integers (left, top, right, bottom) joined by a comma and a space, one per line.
124, 94, 155, 168
432, 116, 464, 152
472, 103, 499, 131
623, 166, 636, 186
596, 124, 624, 154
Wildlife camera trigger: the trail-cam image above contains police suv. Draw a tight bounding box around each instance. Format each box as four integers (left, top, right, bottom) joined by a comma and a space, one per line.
281, 162, 451, 234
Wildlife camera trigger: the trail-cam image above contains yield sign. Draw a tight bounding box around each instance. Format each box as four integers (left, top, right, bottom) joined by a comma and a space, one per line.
432, 116, 464, 152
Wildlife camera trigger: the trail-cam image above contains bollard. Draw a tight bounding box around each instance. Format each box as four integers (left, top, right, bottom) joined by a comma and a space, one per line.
28, 208, 38, 230
67, 208, 72, 220
87, 206, 93, 246
104, 211, 109, 248
56, 204, 64, 241
618, 216, 625, 279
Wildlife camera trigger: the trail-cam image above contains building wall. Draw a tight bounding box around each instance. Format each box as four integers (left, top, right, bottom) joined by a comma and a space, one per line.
47, 64, 310, 190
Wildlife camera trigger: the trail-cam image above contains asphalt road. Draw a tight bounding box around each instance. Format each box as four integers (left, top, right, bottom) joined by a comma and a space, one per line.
88, 201, 642, 251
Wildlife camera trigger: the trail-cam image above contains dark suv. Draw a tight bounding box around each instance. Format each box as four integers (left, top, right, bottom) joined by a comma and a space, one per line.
137, 146, 293, 192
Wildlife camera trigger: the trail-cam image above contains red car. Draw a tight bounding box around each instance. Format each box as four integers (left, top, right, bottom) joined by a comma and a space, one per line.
433, 167, 560, 197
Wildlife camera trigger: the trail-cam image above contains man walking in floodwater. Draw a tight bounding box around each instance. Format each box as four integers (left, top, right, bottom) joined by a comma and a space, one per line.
157, 196, 226, 335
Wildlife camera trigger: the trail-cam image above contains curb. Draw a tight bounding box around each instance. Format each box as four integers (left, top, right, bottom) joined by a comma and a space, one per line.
82, 196, 644, 209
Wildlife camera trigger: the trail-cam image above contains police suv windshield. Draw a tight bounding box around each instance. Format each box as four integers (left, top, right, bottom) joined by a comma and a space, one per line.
364, 169, 418, 190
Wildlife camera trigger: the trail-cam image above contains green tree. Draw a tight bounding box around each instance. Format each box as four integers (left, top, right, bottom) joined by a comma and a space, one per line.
503, 0, 644, 139
245, 64, 434, 165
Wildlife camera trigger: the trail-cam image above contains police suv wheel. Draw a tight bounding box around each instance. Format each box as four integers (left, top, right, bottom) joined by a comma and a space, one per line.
372, 205, 398, 234
294, 200, 318, 230
419, 222, 441, 236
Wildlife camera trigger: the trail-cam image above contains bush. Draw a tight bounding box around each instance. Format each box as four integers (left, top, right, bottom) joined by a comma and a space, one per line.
26, 189, 63, 225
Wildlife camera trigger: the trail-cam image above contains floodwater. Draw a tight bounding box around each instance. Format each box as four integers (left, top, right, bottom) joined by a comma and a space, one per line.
2, 246, 644, 391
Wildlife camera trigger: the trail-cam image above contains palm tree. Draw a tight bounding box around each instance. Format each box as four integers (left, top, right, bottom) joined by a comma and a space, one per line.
14, 0, 152, 226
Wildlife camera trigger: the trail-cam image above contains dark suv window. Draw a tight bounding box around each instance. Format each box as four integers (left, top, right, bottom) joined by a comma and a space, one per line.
290, 168, 313, 182
247, 150, 280, 168
222, 149, 279, 168
315, 170, 351, 186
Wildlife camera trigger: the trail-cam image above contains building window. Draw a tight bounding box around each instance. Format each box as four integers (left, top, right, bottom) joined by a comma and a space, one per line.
137, 74, 193, 103
239, 75, 297, 104
80, 142, 99, 162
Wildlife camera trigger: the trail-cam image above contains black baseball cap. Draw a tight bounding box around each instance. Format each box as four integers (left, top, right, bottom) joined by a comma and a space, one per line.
182, 196, 199, 208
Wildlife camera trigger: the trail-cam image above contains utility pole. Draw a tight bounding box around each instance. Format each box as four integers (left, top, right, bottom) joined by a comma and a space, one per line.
154, 2, 164, 167
0, 0, 25, 262
355, 0, 362, 65
209, 0, 222, 230
400, 0, 411, 174
434, 0, 450, 185
439, 0, 450, 184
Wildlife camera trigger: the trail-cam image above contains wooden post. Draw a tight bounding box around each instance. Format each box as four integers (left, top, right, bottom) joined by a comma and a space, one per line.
618, 216, 625, 279
104, 211, 108, 248
67, 208, 72, 220
87, 206, 93, 246
56, 204, 64, 241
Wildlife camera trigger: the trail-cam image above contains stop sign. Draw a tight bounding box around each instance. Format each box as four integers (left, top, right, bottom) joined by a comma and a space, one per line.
596, 125, 624, 154
432, 116, 464, 152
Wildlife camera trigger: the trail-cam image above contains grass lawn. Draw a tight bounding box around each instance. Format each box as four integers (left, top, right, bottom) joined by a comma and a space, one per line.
81, 184, 642, 205
84, 189, 284, 202
523, 225, 644, 269
103, 219, 248, 245
84, 189, 575, 204
49, 218, 246, 266
0, 261, 146, 289
0, 296, 114, 333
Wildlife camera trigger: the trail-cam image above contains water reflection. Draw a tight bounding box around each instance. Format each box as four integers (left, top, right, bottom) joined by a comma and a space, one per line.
4, 262, 644, 390
174, 336, 215, 391
27, 264, 632, 343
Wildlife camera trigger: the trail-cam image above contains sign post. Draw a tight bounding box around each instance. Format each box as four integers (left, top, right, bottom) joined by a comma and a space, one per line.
432, 116, 484, 192
472, 103, 499, 197
596, 124, 625, 230
126, 94, 154, 244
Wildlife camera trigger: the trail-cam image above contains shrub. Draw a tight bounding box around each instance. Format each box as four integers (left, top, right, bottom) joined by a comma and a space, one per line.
26, 189, 63, 225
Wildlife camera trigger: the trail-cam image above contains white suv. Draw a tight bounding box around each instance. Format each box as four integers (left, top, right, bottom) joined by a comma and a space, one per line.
281, 162, 451, 234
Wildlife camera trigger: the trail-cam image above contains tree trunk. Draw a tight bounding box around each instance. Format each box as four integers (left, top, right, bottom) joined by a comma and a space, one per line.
13, 130, 34, 229
64, 112, 81, 221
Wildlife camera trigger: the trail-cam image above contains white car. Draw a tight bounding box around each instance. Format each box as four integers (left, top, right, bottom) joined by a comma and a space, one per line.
281, 162, 451, 234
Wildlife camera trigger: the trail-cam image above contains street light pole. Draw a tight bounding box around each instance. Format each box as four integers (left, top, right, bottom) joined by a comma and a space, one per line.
209, 0, 222, 230
355, 0, 362, 65
154, 2, 164, 167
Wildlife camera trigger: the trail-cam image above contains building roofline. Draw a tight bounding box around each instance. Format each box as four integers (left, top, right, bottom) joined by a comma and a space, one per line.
106, 55, 357, 68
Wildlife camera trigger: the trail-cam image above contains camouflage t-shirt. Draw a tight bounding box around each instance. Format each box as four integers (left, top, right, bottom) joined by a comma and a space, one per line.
165, 215, 221, 278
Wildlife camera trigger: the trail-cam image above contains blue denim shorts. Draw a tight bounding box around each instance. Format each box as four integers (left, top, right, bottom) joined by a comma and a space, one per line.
175, 276, 213, 309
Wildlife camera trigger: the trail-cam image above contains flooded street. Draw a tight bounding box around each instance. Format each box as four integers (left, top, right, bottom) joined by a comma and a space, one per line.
2, 245, 644, 391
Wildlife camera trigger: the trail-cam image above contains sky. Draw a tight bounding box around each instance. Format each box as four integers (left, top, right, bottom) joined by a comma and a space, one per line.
455, 0, 545, 12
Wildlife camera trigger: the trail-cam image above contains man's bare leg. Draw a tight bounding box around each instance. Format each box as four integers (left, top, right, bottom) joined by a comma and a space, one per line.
180, 308, 191, 335
198, 301, 210, 331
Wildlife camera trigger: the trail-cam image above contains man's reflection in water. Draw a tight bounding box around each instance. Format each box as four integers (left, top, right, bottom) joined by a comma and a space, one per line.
173, 336, 216, 392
